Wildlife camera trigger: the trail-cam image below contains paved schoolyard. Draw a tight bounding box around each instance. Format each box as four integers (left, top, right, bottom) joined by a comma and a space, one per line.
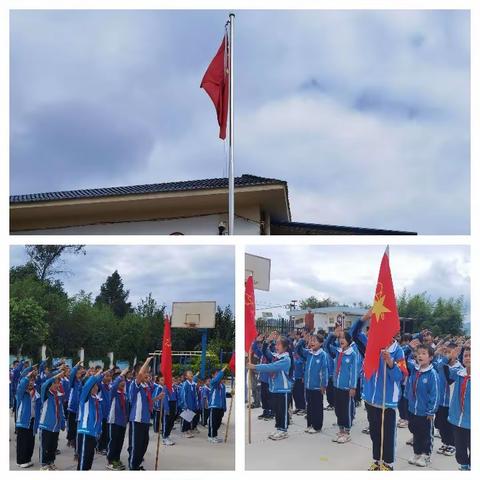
245, 404, 458, 471
10, 397, 234, 471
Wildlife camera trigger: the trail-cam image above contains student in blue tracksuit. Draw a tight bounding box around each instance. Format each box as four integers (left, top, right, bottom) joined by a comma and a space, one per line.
356, 311, 408, 471
128, 357, 153, 471
152, 374, 176, 446
106, 367, 130, 470
66, 361, 85, 454
397, 334, 412, 428
405, 344, 440, 467
448, 346, 470, 470
247, 336, 292, 441
433, 342, 463, 457
15, 369, 41, 468
208, 366, 228, 443
76, 370, 104, 470
97, 370, 113, 454
325, 330, 359, 443
180, 370, 201, 437
251, 334, 275, 419
292, 351, 306, 413
200, 378, 211, 426
295, 333, 328, 433
38, 369, 66, 470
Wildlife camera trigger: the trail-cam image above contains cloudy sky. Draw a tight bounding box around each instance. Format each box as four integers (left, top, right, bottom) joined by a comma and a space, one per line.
10, 245, 235, 309
247, 245, 470, 321
10, 10, 469, 234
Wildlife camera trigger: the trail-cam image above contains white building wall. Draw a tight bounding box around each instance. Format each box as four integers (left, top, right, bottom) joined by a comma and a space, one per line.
18, 213, 261, 235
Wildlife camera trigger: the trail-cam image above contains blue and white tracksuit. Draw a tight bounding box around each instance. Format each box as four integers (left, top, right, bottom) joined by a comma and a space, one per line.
208, 371, 227, 438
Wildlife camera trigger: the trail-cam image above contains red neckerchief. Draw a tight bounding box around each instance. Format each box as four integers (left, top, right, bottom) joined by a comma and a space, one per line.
336, 351, 344, 377
50, 387, 60, 421
118, 389, 126, 415
145, 384, 153, 413
460, 375, 470, 412
413, 371, 421, 397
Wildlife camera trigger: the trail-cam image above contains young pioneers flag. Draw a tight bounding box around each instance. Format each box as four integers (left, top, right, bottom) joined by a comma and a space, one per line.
161, 315, 173, 392
363, 246, 401, 380
200, 35, 229, 140
245, 276, 258, 353
228, 352, 236, 375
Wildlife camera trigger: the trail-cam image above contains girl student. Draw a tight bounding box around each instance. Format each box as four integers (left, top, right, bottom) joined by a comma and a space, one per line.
66, 360, 85, 459
200, 377, 211, 427
106, 367, 130, 470
325, 327, 359, 444
295, 332, 328, 434
152, 374, 176, 446
180, 370, 201, 438
207, 366, 228, 443
76, 369, 104, 470
247, 336, 293, 441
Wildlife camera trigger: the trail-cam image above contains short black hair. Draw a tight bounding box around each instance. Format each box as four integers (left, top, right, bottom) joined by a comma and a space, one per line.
416, 343, 434, 357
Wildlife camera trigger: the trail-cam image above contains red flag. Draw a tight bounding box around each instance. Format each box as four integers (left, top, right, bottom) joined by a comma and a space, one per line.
201, 35, 229, 140
160, 315, 173, 392
228, 353, 235, 375
363, 247, 400, 380
245, 275, 258, 353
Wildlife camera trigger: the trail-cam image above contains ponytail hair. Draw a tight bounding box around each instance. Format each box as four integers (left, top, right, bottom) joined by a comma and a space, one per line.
278, 335, 295, 380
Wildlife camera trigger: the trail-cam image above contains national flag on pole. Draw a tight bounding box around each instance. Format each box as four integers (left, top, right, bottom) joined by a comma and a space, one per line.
160, 315, 173, 392
228, 353, 235, 375
201, 35, 229, 140
363, 246, 401, 380
245, 275, 258, 353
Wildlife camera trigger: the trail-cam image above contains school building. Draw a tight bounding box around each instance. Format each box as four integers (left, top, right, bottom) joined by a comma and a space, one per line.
10, 174, 417, 235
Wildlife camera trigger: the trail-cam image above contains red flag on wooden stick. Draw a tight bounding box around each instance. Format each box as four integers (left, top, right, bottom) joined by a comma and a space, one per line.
228, 352, 235, 375
160, 315, 173, 392
201, 35, 229, 140
363, 247, 401, 380
245, 275, 258, 353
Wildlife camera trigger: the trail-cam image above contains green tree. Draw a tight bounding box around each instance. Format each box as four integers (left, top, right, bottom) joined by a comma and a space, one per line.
95, 270, 132, 318
299, 296, 339, 309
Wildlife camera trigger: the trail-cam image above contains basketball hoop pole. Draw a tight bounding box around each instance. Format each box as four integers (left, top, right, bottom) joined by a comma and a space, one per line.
200, 329, 208, 379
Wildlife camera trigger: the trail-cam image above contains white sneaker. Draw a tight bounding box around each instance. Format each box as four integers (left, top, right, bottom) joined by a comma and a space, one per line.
17, 462, 33, 468
40, 465, 50, 471
332, 431, 342, 442
408, 454, 421, 465
307, 427, 319, 434
406, 436, 414, 446
304, 426, 311, 433
337, 433, 351, 443
397, 419, 408, 428
270, 430, 288, 441
415, 454, 431, 467
162, 438, 175, 446
183, 431, 194, 438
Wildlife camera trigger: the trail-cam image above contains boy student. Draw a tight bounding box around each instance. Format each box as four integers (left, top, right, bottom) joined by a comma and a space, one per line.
200, 377, 211, 426
76, 369, 104, 470
152, 374, 176, 446
66, 361, 85, 457
405, 344, 440, 467
354, 311, 407, 471
325, 328, 359, 444
291, 350, 306, 414
15, 368, 41, 468
247, 336, 293, 441
295, 332, 328, 433
208, 366, 228, 443
180, 369, 201, 438
38, 368, 67, 470
96, 369, 113, 455
128, 356, 153, 471
106, 367, 130, 470
448, 346, 471, 470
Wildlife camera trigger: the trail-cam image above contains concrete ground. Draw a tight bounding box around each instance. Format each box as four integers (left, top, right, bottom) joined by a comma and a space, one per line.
246, 404, 458, 471
10, 398, 234, 471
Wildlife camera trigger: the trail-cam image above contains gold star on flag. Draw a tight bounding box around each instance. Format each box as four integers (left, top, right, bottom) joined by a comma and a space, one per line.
372, 294, 391, 322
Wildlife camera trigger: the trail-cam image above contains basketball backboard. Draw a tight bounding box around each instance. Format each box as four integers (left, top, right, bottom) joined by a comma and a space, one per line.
171, 301, 216, 329
245, 253, 271, 291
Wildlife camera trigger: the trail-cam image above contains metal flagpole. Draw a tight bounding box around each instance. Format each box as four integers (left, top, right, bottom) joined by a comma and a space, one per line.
228, 13, 235, 235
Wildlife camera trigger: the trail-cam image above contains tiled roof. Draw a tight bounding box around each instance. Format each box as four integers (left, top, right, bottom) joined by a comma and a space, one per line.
271, 221, 417, 236
10, 174, 287, 204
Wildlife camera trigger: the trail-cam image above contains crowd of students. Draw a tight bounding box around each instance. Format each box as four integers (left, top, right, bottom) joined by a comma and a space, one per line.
246, 311, 471, 471
10, 356, 229, 470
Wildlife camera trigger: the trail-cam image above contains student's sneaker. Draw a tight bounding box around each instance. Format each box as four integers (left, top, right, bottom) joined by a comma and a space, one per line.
292, 409, 300, 414
55, 449, 61, 455
397, 419, 408, 428
183, 431, 194, 438
17, 462, 33, 468
307, 427, 320, 434
415, 454, 431, 467
162, 437, 175, 446
326, 405, 334, 411
406, 436, 414, 446
331, 432, 341, 442
49, 464, 58, 470
304, 426, 312, 433
408, 454, 421, 465
436, 444, 447, 454
267, 431, 278, 439
40, 465, 50, 471
337, 433, 351, 444
443, 446, 456, 456
117, 461, 126, 470
368, 462, 380, 471
193, 427, 200, 434
73, 453, 79, 461
379, 463, 394, 471
106, 463, 119, 471
270, 430, 288, 441
458, 465, 471, 471
362, 426, 370, 435
434, 430, 441, 438
257, 413, 266, 419
99, 449, 107, 456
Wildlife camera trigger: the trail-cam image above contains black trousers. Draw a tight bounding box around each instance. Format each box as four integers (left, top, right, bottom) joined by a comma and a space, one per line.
208, 408, 224, 438
292, 379, 306, 410
66, 410, 77, 444
366, 403, 396, 464
202, 406, 208, 426
260, 382, 272, 415
39, 429, 59, 466
107, 423, 126, 463
271, 392, 289, 431
326, 378, 335, 407
398, 390, 408, 421
334, 387, 354, 430
453, 425, 470, 466
435, 406, 454, 447
128, 421, 150, 470
355, 377, 362, 403
97, 418, 109, 451
16, 420, 35, 465
77, 433, 96, 470
408, 413, 434, 455
306, 389, 324, 431
163, 401, 176, 438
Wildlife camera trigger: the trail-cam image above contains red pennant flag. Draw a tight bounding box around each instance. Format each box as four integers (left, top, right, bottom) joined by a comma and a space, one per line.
363, 247, 400, 380
201, 35, 229, 140
160, 315, 173, 392
228, 353, 235, 375
245, 276, 258, 353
